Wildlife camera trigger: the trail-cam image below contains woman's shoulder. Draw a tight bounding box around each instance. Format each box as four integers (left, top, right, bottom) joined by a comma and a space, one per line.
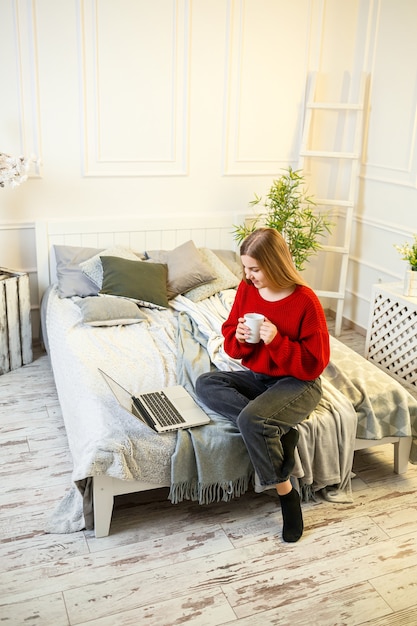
295, 283, 317, 296
237, 280, 254, 293
294, 284, 323, 305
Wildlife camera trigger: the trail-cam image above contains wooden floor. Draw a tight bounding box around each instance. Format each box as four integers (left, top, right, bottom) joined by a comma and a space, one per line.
1, 323, 417, 625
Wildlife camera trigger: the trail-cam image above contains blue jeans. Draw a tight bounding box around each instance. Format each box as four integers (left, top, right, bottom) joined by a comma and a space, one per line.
195, 370, 322, 486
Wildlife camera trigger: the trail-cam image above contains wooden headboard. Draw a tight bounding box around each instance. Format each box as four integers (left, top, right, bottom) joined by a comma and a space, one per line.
35, 213, 241, 300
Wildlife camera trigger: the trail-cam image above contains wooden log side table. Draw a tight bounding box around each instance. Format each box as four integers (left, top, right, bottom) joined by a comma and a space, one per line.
365, 282, 417, 388
0, 268, 33, 374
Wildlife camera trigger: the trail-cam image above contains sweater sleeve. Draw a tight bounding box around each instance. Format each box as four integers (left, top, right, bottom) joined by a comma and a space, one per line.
265, 299, 330, 380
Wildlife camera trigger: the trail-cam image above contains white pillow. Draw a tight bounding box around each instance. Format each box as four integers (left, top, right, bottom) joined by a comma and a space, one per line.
80, 245, 139, 288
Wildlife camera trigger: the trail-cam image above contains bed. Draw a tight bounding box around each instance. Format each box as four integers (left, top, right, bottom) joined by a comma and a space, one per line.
35, 214, 417, 537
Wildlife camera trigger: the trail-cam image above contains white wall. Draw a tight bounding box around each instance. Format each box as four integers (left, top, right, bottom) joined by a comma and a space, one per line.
1, 0, 416, 339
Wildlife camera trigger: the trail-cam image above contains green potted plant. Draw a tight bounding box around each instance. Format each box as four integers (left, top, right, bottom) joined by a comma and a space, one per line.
394, 233, 417, 296
233, 167, 333, 271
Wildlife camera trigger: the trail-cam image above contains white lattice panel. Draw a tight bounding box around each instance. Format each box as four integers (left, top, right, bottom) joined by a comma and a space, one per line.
365, 283, 417, 388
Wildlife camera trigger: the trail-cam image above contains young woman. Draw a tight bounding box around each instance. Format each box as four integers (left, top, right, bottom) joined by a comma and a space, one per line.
196, 228, 330, 542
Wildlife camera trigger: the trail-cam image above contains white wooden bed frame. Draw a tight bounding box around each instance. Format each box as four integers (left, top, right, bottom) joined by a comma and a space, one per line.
35, 214, 412, 537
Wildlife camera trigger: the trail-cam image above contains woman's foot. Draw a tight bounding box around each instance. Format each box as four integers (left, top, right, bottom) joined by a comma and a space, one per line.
279, 488, 304, 543
280, 428, 299, 476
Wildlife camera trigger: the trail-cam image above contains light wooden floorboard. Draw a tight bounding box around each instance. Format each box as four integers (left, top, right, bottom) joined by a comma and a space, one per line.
0, 321, 416, 626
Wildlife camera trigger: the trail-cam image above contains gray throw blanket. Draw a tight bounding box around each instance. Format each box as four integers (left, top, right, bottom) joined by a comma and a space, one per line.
170, 312, 254, 504
169, 311, 358, 504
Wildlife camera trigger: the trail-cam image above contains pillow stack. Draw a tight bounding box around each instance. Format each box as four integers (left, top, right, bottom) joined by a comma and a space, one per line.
53, 239, 241, 326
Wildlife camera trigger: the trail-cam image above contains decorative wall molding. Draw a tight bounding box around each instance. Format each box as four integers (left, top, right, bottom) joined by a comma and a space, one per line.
78, 0, 190, 177
0, 221, 36, 271
348, 254, 401, 282
222, 0, 318, 176
353, 214, 414, 239
361, 0, 417, 188
0, 221, 34, 231
362, 165, 417, 189
10, 0, 42, 178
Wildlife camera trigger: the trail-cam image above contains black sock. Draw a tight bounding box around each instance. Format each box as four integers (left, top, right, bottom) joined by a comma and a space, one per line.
281, 428, 299, 476
279, 488, 303, 543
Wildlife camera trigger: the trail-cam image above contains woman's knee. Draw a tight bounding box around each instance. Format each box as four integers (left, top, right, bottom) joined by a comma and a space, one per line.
195, 372, 213, 395
195, 371, 224, 399
237, 404, 263, 438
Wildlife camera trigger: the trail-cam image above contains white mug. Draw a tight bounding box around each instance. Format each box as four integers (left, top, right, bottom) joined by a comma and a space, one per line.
244, 313, 264, 343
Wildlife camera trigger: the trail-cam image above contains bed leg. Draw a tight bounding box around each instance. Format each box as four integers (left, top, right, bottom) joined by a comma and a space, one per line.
393, 436, 412, 475
93, 475, 114, 537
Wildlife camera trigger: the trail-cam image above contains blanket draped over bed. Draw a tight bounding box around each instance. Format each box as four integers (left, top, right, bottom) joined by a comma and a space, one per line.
170, 298, 358, 505
44, 287, 417, 533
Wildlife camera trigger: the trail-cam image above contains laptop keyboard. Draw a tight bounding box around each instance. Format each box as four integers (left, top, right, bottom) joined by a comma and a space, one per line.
140, 391, 186, 427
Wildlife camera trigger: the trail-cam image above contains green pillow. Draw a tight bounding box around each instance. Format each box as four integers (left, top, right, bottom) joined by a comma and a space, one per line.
80, 245, 141, 288
100, 256, 169, 308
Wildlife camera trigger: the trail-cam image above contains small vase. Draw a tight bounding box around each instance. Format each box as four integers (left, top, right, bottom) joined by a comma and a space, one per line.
403, 268, 417, 297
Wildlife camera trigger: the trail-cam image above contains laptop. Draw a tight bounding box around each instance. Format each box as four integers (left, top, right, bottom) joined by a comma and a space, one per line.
99, 369, 210, 433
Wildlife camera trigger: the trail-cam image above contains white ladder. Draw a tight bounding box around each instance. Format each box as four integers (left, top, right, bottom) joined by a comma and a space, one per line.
298, 73, 367, 336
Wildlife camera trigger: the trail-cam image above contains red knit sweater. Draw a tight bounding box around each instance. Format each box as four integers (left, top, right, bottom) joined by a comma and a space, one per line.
222, 282, 330, 381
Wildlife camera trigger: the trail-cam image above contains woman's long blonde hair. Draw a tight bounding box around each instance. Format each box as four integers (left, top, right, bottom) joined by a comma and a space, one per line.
240, 228, 308, 290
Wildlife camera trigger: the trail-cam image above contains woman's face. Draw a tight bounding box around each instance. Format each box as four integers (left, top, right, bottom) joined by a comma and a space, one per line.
241, 254, 269, 289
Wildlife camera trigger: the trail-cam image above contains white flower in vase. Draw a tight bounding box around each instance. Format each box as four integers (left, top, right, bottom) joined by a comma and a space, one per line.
0, 152, 39, 189
394, 234, 417, 297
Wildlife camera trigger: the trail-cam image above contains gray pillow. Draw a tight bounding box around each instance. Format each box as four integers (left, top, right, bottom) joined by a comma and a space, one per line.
184, 248, 240, 302
212, 249, 242, 280
54, 245, 103, 298
147, 240, 216, 299
75, 296, 147, 326
80, 245, 141, 289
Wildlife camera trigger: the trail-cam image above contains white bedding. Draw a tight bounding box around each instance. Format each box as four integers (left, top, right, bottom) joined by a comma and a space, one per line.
46, 285, 177, 486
